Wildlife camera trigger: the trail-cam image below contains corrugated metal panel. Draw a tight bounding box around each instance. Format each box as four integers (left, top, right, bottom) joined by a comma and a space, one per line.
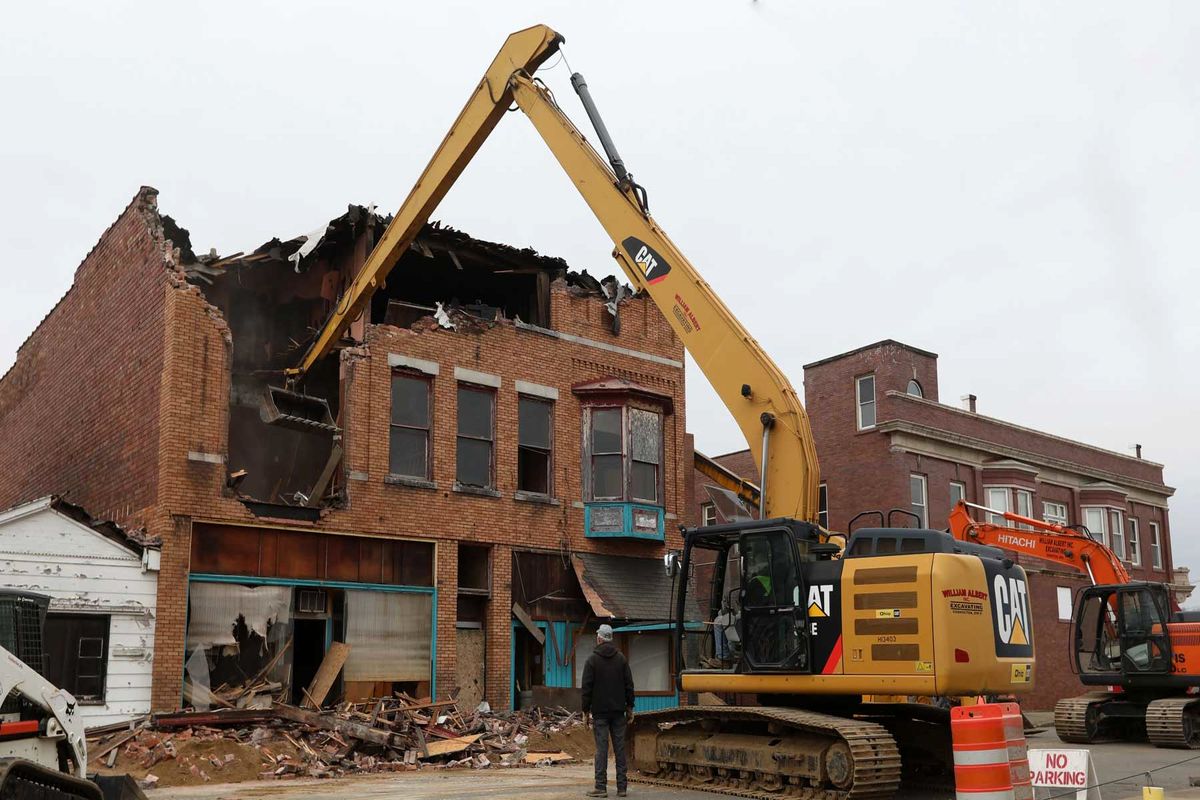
634, 693, 678, 713
544, 622, 575, 688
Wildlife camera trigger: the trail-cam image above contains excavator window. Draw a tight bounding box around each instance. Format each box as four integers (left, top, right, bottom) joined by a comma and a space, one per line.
738, 531, 808, 671
1117, 587, 1171, 674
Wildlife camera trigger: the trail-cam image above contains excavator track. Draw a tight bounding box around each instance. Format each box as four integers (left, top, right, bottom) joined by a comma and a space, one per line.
630, 706, 902, 800
1146, 697, 1200, 749
1053, 692, 1116, 743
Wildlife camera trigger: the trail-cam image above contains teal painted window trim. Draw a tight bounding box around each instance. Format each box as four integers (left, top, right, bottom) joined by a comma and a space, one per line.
583, 502, 664, 541
188, 573, 437, 699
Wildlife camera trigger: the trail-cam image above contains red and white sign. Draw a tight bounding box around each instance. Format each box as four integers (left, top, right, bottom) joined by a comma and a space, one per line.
1028, 749, 1101, 800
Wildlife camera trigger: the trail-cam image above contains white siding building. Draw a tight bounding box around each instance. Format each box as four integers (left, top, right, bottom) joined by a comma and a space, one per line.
0, 497, 159, 727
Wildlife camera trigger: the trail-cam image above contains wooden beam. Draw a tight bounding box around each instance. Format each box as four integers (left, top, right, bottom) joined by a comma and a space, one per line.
272, 703, 403, 748
305, 445, 344, 507
511, 602, 545, 645
302, 641, 351, 709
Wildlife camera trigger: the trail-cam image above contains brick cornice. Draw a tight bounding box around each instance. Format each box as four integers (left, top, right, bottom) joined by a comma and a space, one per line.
877, 419, 1175, 499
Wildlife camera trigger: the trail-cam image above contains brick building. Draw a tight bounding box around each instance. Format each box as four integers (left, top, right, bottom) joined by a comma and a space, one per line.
694, 339, 1185, 709
0, 187, 691, 713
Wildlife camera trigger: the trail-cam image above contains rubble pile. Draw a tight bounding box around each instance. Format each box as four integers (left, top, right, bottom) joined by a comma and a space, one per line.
88, 697, 585, 788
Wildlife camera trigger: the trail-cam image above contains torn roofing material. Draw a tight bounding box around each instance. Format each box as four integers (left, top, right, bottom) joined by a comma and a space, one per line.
572, 552, 700, 622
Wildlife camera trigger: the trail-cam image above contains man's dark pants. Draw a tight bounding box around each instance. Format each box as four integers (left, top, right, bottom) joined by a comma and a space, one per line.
592, 714, 628, 791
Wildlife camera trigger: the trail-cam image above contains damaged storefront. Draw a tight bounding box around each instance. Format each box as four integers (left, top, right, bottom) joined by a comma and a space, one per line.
183, 522, 435, 708
510, 550, 697, 713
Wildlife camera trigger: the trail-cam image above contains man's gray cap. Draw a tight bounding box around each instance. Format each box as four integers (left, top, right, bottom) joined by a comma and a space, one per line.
597, 623, 614, 641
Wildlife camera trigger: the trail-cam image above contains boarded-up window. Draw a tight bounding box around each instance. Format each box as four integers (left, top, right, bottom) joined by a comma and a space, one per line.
456, 386, 495, 488
590, 408, 623, 500
44, 614, 109, 702
390, 373, 431, 479
518, 397, 553, 494
629, 409, 661, 503
343, 591, 432, 682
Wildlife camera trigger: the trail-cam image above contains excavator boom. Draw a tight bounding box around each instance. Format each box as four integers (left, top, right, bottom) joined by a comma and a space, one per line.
948, 499, 1131, 586
281, 24, 818, 521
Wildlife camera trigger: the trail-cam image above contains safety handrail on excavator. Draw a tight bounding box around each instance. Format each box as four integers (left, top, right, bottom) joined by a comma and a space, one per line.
272, 24, 820, 522
948, 499, 1131, 586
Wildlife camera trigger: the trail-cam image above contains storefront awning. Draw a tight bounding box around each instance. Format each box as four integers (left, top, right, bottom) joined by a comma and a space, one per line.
572, 552, 699, 622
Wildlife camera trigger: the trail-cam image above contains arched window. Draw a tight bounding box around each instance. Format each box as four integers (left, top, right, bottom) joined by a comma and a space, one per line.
906, 379, 924, 398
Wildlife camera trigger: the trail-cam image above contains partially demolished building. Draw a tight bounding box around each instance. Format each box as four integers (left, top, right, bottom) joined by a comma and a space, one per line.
0, 188, 690, 712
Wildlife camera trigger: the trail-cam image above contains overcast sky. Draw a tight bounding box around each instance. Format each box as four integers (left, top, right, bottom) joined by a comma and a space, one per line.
2, 1, 1197, 573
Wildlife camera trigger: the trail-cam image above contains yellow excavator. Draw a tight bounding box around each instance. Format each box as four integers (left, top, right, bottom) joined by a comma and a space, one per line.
269, 25, 1037, 799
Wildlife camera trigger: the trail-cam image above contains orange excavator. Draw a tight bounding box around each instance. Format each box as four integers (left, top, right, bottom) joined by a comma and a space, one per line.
949, 500, 1200, 748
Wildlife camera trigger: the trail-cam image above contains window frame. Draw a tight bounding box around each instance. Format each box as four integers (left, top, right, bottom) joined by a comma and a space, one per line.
1043, 501, 1068, 526
388, 370, 433, 480
1056, 586, 1073, 622
1108, 509, 1125, 561
985, 486, 1011, 526
583, 404, 665, 506
701, 502, 717, 527
910, 474, 928, 528
455, 383, 496, 489
818, 483, 829, 529
906, 379, 924, 398
628, 407, 663, 505
949, 481, 966, 508
855, 374, 877, 431
1014, 489, 1033, 530
1081, 506, 1109, 549
43, 613, 110, 704
1128, 518, 1141, 567
1150, 521, 1164, 571
516, 395, 554, 497
620, 631, 676, 697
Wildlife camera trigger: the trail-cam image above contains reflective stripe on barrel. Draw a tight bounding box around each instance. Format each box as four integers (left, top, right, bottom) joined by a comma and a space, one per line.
1000, 703, 1032, 800
952, 704, 1015, 800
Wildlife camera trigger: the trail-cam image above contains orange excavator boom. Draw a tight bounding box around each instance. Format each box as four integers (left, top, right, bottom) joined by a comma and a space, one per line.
948, 500, 1131, 586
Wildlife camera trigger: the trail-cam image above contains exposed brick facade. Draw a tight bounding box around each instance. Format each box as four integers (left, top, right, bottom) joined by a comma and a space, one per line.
0, 189, 687, 711
692, 339, 1178, 710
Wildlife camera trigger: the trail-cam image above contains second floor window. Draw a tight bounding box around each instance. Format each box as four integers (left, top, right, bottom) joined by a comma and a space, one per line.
390, 373, 432, 479
586, 406, 664, 504
456, 385, 495, 488
1150, 522, 1163, 570
856, 374, 876, 430
910, 474, 927, 528
517, 396, 553, 495
701, 502, 717, 526
950, 481, 966, 508
1043, 502, 1068, 526
1128, 518, 1141, 567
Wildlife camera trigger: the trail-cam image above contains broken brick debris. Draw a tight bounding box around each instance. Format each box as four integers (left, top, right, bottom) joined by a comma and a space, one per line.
89, 697, 581, 787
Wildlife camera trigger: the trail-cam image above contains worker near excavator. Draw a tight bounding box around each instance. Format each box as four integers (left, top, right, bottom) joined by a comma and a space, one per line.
582, 623, 635, 797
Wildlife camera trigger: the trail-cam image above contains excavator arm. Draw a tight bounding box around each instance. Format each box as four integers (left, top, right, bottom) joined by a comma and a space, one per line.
285, 24, 819, 520
948, 499, 1131, 586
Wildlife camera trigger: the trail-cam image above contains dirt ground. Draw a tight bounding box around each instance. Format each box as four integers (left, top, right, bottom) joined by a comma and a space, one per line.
527, 724, 595, 761
97, 734, 301, 788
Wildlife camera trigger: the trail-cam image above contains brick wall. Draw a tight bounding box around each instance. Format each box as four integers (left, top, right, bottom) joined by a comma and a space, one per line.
0, 188, 174, 531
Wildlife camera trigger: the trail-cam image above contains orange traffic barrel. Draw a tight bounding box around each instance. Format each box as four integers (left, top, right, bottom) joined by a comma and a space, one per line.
951, 704, 1015, 800
999, 703, 1031, 800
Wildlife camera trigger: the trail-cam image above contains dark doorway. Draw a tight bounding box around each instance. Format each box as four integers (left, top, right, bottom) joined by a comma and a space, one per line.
513, 627, 545, 706
291, 618, 327, 705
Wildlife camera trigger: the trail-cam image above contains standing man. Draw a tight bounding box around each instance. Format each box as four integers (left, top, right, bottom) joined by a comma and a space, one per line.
581, 623, 635, 797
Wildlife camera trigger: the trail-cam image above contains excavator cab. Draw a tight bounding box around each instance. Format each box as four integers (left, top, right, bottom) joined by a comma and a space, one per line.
1074, 582, 1174, 682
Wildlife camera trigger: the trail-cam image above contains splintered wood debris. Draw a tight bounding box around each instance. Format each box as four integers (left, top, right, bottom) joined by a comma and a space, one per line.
88, 695, 582, 787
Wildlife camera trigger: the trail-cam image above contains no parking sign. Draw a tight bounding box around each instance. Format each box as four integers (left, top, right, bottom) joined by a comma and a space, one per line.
1028, 748, 1101, 800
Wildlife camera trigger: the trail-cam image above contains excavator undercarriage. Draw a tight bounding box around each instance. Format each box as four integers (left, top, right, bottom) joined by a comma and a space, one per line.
631, 706, 903, 800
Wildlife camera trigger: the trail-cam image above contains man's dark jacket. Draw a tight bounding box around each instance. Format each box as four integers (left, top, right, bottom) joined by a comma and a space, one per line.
581, 642, 635, 717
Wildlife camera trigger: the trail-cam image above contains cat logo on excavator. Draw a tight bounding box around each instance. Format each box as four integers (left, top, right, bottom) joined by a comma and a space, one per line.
993, 574, 1031, 646
807, 584, 835, 618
